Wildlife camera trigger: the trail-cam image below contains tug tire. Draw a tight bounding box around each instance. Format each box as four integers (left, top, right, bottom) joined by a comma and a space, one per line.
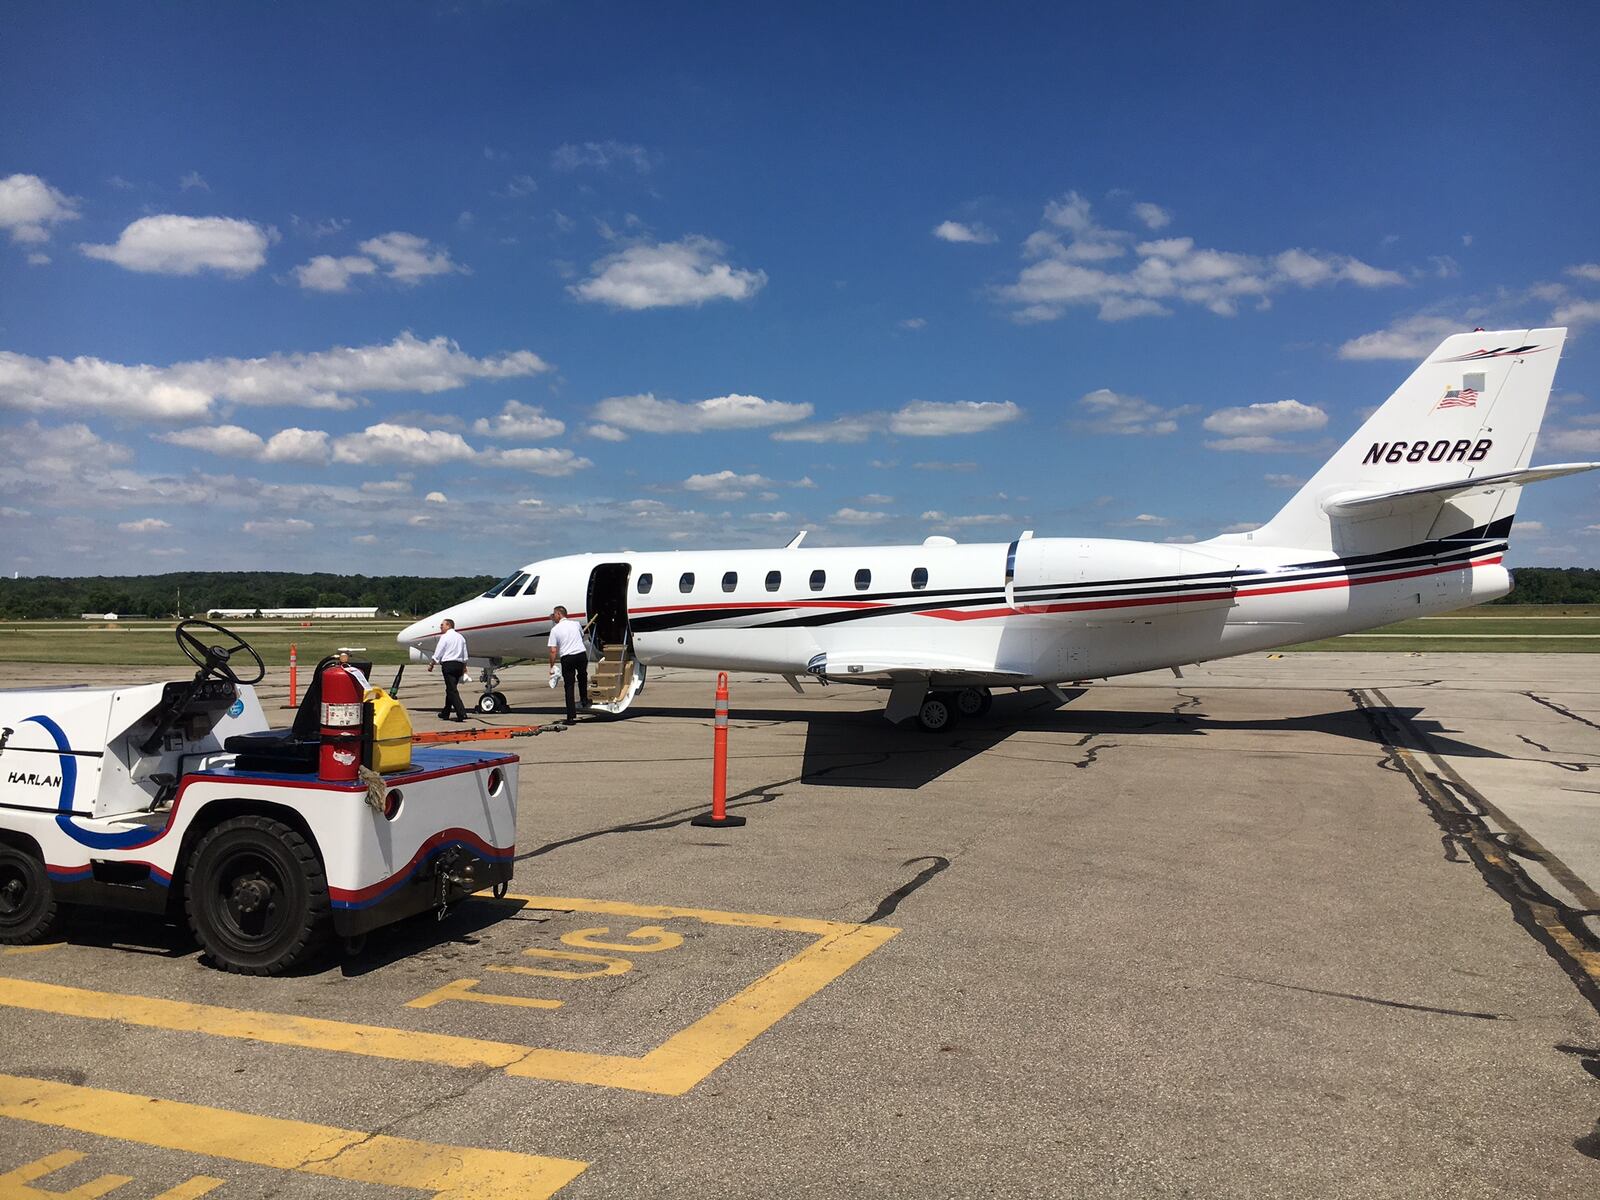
0, 844, 59, 945
186, 816, 330, 975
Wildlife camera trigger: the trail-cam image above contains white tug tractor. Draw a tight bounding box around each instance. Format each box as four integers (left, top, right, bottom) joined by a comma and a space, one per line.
0, 621, 518, 974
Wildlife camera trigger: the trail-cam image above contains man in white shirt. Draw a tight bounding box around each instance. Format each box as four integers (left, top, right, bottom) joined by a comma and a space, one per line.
426, 618, 469, 721
547, 605, 590, 722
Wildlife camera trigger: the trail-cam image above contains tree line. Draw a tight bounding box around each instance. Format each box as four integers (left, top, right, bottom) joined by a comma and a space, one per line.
0, 572, 497, 620
1, 567, 1596, 620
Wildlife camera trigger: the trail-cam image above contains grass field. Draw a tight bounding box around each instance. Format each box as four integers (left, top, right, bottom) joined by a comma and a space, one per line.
0, 621, 414, 669
0, 606, 1597, 670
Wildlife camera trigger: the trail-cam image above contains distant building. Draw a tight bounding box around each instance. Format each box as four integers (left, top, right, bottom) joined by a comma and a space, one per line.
206, 607, 380, 620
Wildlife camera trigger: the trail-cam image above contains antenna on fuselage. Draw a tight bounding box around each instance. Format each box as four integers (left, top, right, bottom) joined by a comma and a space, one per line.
784, 531, 808, 549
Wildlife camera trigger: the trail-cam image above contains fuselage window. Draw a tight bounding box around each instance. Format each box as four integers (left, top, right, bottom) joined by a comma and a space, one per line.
765, 570, 781, 592
679, 572, 695, 594
809, 569, 826, 592
911, 567, 928, 590
637, 573, 653, 595
722, 571, 738, 593
521, 575, 540, 596
854, 568, 871, 591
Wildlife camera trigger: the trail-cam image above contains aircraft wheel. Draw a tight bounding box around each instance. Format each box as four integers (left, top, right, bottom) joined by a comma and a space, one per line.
916, 693, 957, 733
954, 686, 993, 718
476, 693, 500, 714
186, 816, 330, 975
0, 844, 58, 945
493, 691, 510, 713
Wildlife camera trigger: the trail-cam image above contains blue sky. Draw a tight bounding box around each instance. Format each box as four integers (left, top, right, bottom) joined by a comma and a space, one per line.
3, 0, 1599, 577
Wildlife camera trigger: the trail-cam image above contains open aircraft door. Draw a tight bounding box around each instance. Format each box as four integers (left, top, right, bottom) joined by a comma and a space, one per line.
585, 561, 646, 714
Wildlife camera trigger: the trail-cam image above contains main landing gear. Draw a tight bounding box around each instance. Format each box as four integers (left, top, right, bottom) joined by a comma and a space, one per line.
915, 687, 992, 733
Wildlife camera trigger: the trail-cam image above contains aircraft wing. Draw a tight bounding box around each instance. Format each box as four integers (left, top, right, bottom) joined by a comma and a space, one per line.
1321, 462, 1600, 516
805, 650, 1030, 686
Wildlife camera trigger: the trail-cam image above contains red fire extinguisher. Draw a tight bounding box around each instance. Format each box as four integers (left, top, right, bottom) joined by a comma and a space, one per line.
319, 663, 365, 782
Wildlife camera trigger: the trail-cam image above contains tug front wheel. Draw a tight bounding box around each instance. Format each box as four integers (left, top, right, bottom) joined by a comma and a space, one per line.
186, 816, 330, 975
0, 844, 58, 945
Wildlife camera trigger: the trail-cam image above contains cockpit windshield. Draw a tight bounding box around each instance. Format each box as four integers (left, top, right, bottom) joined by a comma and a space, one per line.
481, 570, 525, 598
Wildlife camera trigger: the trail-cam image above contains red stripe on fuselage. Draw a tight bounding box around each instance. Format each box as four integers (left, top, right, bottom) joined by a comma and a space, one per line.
922, 555, 1504, 621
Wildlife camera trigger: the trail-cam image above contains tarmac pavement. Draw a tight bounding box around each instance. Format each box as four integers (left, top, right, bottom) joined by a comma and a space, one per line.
1, 652, 1598, 1198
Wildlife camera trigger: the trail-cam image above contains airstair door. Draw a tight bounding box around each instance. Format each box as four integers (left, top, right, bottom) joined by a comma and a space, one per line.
585, 562, 645, 713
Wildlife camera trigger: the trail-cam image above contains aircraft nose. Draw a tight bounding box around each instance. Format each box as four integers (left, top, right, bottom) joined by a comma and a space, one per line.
397, 616, 437, 648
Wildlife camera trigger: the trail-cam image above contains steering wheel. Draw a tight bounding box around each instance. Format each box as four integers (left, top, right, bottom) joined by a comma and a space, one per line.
175, 619, 266, 685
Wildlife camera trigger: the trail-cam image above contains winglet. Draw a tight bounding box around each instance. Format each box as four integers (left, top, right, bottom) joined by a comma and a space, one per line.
785, 530, 807, 549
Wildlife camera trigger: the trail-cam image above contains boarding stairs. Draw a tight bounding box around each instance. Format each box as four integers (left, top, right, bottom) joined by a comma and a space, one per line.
588, 640, 646, 714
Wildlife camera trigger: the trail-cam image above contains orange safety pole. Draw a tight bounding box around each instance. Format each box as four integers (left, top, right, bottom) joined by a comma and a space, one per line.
692, 672, 745, 828
286, 643, 298, 709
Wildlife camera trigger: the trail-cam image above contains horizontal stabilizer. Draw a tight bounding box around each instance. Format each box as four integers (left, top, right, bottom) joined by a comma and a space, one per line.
1320, 462, 1600, 517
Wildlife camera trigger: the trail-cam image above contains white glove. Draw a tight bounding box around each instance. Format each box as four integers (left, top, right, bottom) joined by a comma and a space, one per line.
548, 665, 561, 689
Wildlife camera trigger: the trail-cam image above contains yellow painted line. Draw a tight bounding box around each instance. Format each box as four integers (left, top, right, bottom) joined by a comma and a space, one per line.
0, 894, 899, 1096
1, 944, 63, 957
406, 978, 563, 1010
0, 1073, 587, 1200
0, 977, 534, 1070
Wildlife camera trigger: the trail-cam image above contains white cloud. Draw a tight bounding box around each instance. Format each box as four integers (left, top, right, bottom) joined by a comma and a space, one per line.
81, 215, 272, 276
998, 193, 1404, 322
26, 252, 50, 266
497, 174, 538, 198
1516, 520, 1545, 533
593, 391, 810, 433
118, 518, 171, 533
775, 399, 1020, 443
1131, 202, 1171, 230
480, 447, 593, 475
157, 424, 268, 457
552, 141, 656, 173
1203, 398, 1327, 435
358, 232, 465, 283
1565, 263, 1600, 283
1337, 315, 1462, 360
898, 317, 927, 330
922, 510, 1013, 527
747, 511, 791, 522
1219, 522, 1260, 534
1264, 473, 1304, 488
331, 423, 477, 466
0, 333, 550, 419
1115, 513, 1171, 526
1552, 299, 1600, 327
585, 423, 629, 441
912, 460, 978, 471
770, 415, 883, 444
1547, 428, 1600, 453
0, 174, 81, 244
425, 491, 448, 504
155, 424, 330, 465
242, 518, 314, 536
293, 254, 378, 292
472, 399, 566, 440
179, 170, 210, 192
933, 220, 997, 244
889, 400, 1021, 436
1076, 388, 1191, 435
573, 236, 766, 309
683, 470, 772, 498
832, 507, 890, 523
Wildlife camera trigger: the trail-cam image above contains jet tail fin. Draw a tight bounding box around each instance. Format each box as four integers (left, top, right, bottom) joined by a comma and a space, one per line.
1209, 327, 1571, 555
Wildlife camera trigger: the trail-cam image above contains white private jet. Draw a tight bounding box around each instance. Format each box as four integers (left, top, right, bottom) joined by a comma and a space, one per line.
399, 327, 1596, 731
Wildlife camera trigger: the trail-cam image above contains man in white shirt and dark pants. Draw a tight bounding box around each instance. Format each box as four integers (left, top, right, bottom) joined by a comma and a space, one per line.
426, 618, 470, 721
548, 605, 590, 723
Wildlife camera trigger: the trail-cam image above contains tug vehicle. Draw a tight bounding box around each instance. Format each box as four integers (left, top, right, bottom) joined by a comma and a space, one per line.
0, 621, 518, 974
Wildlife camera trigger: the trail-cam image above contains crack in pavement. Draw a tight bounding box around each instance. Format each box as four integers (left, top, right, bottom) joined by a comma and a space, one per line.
1524, 691, 1600, 735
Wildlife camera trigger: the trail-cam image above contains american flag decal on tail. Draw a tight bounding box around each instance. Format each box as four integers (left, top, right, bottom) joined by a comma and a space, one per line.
1434, 386, 1478, 411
